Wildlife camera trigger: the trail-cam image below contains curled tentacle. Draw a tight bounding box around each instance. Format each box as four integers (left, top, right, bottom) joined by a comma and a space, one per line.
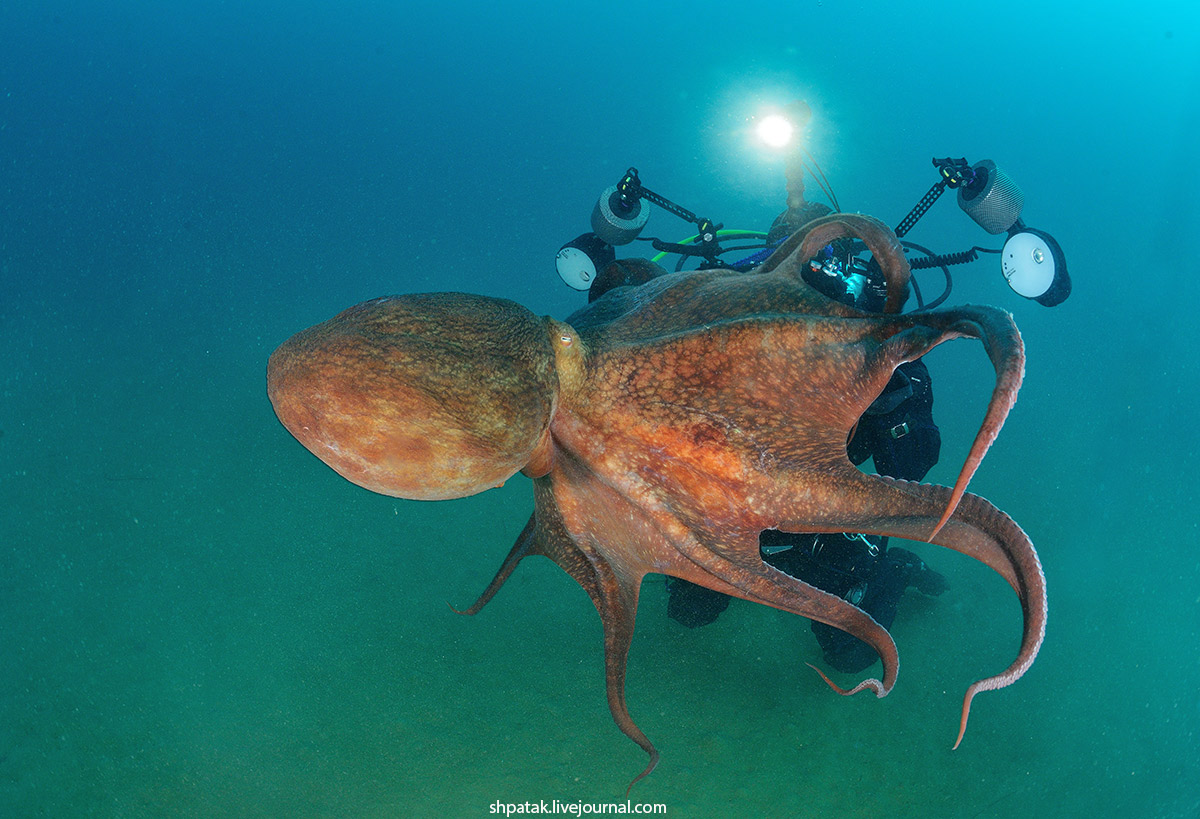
926, 308, 1025, 536
758, 213, 912, 313
874, 478, 1046, 749
860, 304, 1025, 535
798, 472, 1046, 749
663, 534, 899, 699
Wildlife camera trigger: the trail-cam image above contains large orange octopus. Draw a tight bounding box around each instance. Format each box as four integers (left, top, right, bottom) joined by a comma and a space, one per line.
267, 214, 1046, 789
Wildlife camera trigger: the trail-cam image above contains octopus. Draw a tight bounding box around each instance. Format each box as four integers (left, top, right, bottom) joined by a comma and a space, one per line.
266, 214, 1046, 789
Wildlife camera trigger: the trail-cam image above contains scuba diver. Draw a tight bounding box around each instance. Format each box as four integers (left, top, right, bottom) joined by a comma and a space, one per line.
583, 170, 947, 674
554, 100, 1068, 673
560, 160, 948, 673
660, 157, 948, 674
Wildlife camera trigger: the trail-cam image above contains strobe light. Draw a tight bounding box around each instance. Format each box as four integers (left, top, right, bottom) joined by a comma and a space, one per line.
1002, 224, 1071, 307
956, 159, 1071, 306
555, 232, 615, 291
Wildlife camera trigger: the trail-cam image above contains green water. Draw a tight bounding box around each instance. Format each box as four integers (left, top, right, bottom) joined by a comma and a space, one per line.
2, 289, 1196, 816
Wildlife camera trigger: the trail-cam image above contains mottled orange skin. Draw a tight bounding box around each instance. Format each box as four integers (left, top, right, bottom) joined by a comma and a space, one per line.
267, 214, 1046, 790
268, 293, 558, 500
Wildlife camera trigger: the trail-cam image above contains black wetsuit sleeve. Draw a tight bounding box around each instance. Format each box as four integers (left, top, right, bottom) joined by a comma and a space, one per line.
847, 359, 941, 481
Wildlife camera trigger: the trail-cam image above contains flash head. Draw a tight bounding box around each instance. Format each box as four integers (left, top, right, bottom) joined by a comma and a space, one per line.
556, 232, 615, 291
1002, 226, 1071, 306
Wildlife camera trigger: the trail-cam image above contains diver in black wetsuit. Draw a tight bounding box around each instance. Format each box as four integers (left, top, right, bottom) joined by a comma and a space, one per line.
664, 346, 949, 673
574, 150, 949, 673
660, 171, 949, 674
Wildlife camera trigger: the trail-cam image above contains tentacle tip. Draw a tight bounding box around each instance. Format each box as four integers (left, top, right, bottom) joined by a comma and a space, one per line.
446, 600, 479, 616
952, 717, 968, 750
804, 662, 888, 698
805, 661, 841, 691
953, 689, 976, 749
929, 507, 953, 540
624, 749, 659, 797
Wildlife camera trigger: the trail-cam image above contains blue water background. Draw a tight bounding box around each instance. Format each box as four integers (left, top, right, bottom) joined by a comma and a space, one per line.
2, 1, 1198, 815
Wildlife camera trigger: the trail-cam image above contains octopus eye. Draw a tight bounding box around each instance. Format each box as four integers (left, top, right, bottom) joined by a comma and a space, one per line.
560, 334, 573, 347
